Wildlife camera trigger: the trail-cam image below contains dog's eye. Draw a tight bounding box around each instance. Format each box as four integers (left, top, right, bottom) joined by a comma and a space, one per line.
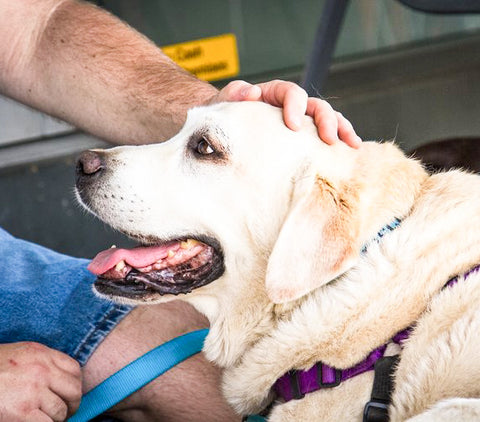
196, 137, 215, 155
187, 132, 226, 162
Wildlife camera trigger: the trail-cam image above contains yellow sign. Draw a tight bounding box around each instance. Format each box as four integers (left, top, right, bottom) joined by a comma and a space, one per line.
162, 33, 240, 82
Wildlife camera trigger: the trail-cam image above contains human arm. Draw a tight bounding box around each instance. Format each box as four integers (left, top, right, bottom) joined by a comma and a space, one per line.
0, 0, 216, 144
0, 0, 360, 147
0, 342, 82, 422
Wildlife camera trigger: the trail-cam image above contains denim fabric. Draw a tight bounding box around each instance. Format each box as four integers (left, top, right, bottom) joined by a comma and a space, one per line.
0, 227, 133, 366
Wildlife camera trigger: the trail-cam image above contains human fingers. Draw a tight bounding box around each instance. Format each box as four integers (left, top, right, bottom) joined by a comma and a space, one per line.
255, 79, 308, 130
25, 408, 55, 422
306, 97, 339, 145
214, 79, 362, 147
48, 365, 83, 417
306, 98, 362, 147
336, 111, 362, 148
39, 389, 70, 422
215, 79, 309, 130
211, 80, 262, 103
14, 343, 82, 417
49, 348, 82, 378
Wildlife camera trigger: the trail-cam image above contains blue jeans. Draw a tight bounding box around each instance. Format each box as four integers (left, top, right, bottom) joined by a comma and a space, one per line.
0, 227, 132, 365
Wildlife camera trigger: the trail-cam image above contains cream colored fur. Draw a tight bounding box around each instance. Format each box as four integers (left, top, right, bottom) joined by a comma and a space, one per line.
77, 102, 480, 421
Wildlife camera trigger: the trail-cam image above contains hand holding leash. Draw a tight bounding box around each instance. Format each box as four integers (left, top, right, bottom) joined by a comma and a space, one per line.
0, 342, 82, 422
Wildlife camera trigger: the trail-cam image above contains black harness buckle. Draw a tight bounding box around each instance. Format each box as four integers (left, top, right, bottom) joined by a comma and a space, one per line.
363, 355, 399, 422
288, 370, 305, 400
316, 365, 342, 388
363, 400, 389, 422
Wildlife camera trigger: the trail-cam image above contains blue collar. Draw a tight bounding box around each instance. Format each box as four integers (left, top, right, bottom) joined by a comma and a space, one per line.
361, 217, 402, 254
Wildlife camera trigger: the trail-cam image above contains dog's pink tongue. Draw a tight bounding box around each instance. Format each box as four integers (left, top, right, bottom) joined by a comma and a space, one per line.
88, 243, 178, 275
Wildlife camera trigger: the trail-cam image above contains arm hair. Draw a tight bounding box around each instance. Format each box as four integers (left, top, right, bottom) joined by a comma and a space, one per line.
0, 0, 218, 143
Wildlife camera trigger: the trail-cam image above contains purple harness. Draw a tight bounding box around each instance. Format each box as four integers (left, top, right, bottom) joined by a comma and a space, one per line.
273, 329, 410, 402
274, 220, 480, 402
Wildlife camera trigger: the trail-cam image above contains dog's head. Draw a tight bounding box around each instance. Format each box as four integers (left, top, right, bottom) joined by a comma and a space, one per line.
76, 102, 426, 312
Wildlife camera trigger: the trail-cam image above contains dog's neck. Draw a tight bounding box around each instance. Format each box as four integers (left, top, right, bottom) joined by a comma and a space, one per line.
185, 143, 429, 365
187, 253, 275, 368
188, 144, 429, 371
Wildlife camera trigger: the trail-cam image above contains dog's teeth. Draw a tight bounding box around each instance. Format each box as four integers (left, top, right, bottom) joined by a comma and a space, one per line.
153, 261, 165, 270
180, 239, 200, 249
167, 249, 176, 258
115, 260, 126, 271
110, 244, 117, 249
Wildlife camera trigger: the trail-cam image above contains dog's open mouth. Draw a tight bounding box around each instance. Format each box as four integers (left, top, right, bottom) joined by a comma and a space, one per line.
89, 237, 224, 299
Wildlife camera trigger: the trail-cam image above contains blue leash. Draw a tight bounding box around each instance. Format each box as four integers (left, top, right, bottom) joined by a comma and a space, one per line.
68, 329, 209, 422
68, 328, 266, 421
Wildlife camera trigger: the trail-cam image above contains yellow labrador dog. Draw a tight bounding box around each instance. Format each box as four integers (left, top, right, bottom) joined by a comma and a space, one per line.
76, 102, 480, 421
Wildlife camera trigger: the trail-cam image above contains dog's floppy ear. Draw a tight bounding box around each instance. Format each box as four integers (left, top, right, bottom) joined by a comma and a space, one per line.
266, 175, 361, 303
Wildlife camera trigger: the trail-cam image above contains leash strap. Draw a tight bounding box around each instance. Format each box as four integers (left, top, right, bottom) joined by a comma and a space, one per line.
68, 328, 209, 422
363, 355, 399, 422
244, 416, 267, 422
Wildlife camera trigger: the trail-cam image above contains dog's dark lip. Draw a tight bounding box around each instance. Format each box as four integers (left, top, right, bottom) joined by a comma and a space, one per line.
93, 234, 225, 299
134, 234, 222, 251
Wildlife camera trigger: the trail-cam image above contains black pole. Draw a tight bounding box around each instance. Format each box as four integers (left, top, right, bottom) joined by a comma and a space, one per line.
302, 0, 350, 97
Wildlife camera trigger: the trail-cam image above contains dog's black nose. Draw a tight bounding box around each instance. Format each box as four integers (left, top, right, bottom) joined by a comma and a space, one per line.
76, 150, 105, 177
76, 151, 106, 191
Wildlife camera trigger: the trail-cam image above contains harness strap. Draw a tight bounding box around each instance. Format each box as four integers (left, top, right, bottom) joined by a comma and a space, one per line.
363, 355, 400, 422
274, 345, 387, 401
68, 329, 208, 422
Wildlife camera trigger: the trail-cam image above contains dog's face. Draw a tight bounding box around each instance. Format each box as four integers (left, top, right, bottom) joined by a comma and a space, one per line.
76, 103, 319, 304
76, 101, 423, 313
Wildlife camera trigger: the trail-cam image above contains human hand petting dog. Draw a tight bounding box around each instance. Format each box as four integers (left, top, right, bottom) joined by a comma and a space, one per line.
214, 79, 362, 148
0, 342, 82, 422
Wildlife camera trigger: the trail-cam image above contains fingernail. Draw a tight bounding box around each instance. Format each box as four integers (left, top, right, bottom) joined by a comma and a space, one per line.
240, 84, 254, 98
